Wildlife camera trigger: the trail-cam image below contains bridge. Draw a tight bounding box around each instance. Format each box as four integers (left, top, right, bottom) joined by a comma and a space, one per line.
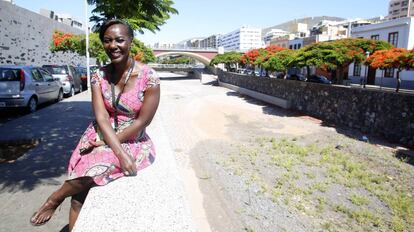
152, 48, 219, 65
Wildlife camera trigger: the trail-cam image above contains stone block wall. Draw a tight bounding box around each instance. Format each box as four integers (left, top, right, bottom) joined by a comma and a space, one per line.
0, 1, 94, 66
219, 70, 414, 147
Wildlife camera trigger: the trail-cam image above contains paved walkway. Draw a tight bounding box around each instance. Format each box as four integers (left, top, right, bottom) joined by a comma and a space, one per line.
0, 87, 195, 231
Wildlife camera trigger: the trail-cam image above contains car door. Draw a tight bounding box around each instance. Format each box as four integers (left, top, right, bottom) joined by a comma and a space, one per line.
39, 68, 59, 101
30, 68, 49, 104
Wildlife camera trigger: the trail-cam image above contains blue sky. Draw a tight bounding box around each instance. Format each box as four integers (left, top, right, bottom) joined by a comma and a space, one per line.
14, 0, 389, 45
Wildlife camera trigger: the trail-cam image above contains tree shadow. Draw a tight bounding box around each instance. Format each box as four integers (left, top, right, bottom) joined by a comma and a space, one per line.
0, 100, 94, 193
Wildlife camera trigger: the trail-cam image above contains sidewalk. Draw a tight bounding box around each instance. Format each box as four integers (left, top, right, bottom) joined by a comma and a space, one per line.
0, 91, 195, 232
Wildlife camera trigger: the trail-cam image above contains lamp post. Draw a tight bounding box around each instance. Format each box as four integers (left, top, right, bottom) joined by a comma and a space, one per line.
363, 51, 370, 88
84, 0, 90, 91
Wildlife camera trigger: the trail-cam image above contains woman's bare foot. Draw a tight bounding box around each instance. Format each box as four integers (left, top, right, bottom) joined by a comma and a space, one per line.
30, 196, 62, 226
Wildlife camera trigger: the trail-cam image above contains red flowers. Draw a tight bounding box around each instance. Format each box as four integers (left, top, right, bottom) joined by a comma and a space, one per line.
51, 31, 74, 49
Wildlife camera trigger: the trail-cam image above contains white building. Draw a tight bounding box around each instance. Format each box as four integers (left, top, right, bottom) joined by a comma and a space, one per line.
39, 9, 83, 29
264, 29, 289, 45
348, 17, 414, 89
288, 38, 304, 50
387, 0, 414, 20
218, 26, 263, 52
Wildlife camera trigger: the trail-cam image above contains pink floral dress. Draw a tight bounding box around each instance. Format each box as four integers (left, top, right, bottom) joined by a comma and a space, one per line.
67, 64, 160, 186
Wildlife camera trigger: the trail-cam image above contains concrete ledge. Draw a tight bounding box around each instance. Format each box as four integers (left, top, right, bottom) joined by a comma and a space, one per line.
219, 81, 291, 109
73, 114, 195, 232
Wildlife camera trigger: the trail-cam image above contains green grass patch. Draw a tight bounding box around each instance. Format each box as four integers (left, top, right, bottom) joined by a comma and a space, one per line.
349, 193, 369, 206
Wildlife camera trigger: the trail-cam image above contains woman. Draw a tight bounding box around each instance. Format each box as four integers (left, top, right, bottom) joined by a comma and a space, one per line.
30, 19, 160, 231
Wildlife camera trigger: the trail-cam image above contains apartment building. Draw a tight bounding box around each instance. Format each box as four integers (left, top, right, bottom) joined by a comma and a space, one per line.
200, 34, 221, 49
218, 26, 263, 52
263, 29, 289, 45
388, 0, 414, 19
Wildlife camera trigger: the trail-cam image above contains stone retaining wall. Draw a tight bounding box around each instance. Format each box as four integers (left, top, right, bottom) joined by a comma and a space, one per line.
0, 1, 94, 66
218, 70, 414, 147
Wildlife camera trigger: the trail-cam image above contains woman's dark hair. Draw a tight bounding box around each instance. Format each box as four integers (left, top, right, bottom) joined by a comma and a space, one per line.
99, 19, 134, 42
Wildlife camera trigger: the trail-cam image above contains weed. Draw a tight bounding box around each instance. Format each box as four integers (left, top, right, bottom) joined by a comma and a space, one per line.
349, 193, 369, 206
316, 196, 326, 213
313, 182, 328, 193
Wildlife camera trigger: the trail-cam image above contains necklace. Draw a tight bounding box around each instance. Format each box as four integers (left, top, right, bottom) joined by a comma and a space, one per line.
111, 58, 135, 131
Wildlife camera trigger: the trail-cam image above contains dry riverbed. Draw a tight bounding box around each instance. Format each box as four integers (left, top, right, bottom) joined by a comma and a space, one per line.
160, 74, 414, 232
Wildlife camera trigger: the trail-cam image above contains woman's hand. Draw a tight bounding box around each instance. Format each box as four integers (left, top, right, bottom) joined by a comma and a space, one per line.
89, 140, 106, 147
119, 152, 137, 176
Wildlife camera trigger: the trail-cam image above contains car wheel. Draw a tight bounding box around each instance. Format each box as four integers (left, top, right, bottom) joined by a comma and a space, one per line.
27, 97, 37, 113
79, 84, 83, 93
69, 86, 75, 97
56, 89, 63, 102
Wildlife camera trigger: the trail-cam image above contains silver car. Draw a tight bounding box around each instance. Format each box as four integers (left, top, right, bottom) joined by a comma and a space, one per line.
43, 65, 83, 97
0, 65, 63, 112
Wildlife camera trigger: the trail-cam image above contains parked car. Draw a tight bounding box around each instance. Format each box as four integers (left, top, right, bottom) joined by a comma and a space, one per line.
0, 65, 63, 112
42, 64, 82, 97
287, 73, 307, 81
306, 75, 332, 84
76, 67, 88, 91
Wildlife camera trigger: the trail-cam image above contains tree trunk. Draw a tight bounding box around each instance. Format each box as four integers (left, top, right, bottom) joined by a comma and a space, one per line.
306, 66, 311, 78
396, 69, 401, 92
337, 67, 344, 85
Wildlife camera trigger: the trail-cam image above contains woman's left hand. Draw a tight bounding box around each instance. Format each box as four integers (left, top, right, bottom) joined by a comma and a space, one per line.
89, 140, 106, 147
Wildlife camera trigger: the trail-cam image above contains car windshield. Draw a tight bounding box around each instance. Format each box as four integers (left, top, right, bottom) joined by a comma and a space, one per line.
43, 66, 68, 75
0, 68, 20, 81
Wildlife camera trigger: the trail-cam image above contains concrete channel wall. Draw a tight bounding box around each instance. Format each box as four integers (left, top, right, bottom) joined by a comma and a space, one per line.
0, 1, 92, 66
218, 70, 414, 147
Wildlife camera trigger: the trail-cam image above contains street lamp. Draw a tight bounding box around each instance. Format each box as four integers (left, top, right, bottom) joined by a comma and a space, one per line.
363, 51, 370, 88
84, 0, 91, 91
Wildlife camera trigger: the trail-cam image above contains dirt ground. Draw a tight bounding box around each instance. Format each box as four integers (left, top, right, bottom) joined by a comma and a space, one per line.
160, 74, 414, 232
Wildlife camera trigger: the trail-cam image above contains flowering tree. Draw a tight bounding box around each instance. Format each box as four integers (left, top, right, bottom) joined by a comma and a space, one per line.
50, 31, 83, 54
254, 45, 286, 76
366, 48, 414, 92
240, 48, 261, 75
289, 38, 393, 84
210, 51, 242, 71
262, 49, 295, 76
50, 30, 155, 63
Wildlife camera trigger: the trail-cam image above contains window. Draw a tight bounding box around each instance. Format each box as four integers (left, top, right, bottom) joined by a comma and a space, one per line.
298, 44, 302, 49
371, 34, 380, 40
388, 32, 398, 47
289, 45, 293, 49
353, 63, 361, 76
384, 68, 395, 78
31, 69, 43, 81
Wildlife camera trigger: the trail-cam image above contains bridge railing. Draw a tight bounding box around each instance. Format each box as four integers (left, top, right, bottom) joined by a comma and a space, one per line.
151, 47, 218, 52
148, 63, 205, 69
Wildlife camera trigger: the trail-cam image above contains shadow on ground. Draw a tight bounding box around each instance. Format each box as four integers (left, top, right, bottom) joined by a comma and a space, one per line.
224, 91, 414, 156
0, 101, 94, 193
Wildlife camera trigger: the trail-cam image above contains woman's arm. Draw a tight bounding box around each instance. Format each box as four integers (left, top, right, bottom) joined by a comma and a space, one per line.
91, 80, 137, 175
116, 84, 160, 142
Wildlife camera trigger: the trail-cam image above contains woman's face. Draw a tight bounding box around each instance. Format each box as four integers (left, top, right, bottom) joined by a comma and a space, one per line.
102, 24, 132, 64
